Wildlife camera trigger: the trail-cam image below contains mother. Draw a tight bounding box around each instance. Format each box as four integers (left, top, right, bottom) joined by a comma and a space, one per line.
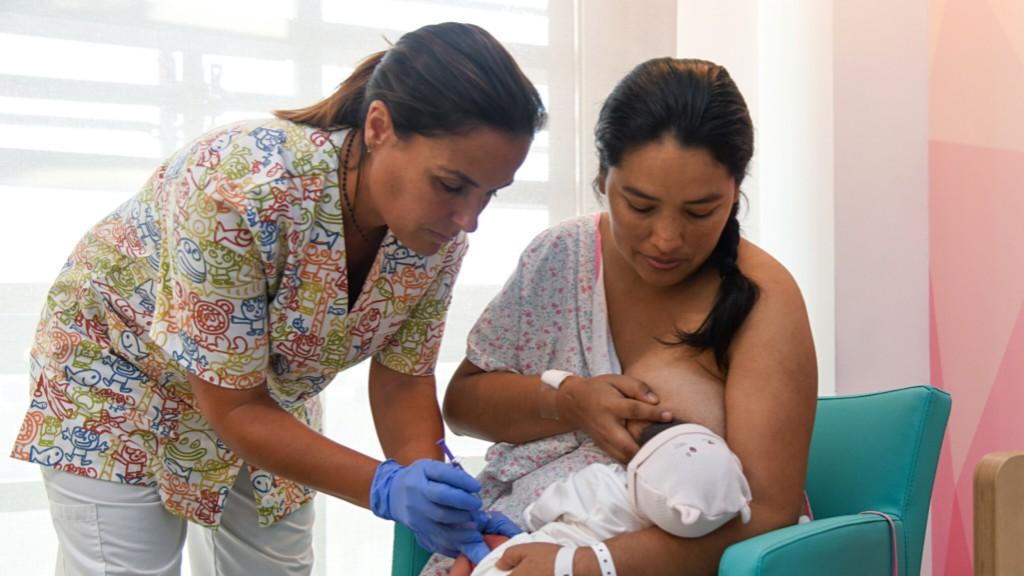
434, 58, 817, 575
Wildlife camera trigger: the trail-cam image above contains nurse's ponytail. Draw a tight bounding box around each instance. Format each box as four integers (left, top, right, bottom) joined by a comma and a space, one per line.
275, 22, 545, 139
275, 51, 384, 130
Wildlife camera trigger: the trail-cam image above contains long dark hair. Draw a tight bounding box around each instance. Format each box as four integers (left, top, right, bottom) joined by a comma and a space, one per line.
276, 22, 546, 139
595, 58, 758, 372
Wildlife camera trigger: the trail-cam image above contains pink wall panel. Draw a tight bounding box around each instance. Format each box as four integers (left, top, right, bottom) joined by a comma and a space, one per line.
929, 0, 1024, 572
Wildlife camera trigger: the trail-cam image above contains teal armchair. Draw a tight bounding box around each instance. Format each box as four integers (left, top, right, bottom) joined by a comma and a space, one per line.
719, 385, 950, 575
393, 386, 951, 576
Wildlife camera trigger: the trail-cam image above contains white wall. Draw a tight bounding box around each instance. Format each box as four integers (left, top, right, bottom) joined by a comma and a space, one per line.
678, 0, 837, 394
676, 1, 760, 236
576, 0, 678, 214
678, 0, 932, 570
832, 2, 931, 572
833, 0, 930, 396
678, 0, 932, 400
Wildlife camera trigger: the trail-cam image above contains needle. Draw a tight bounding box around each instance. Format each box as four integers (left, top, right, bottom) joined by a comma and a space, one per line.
436, 438, 464, 471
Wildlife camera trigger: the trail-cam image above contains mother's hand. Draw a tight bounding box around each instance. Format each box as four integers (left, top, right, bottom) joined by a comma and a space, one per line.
559, 374, 672, 462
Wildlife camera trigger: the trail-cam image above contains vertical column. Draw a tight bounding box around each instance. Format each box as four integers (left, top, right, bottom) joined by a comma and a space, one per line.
757, 0, 836, 394
545, 0, 581, 222
577, 0, 678, 216
676, 0, 760, 241
833, 0, 929, 396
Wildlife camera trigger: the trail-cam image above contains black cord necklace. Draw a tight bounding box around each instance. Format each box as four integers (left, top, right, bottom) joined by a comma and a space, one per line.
340, 131, 371, 243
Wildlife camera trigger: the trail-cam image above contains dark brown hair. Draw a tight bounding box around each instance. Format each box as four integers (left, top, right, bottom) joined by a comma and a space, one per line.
276, 22, 546, 138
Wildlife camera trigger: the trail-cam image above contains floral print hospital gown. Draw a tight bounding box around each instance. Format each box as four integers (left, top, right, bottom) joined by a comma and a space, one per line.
10, 118, 467, 528
420, 214, 620, 575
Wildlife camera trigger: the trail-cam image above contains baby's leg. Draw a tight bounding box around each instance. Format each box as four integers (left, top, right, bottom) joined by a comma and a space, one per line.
449, 555, 473, 576
449, 535, 511, 576
463, 532, 535, 576
466, 522, 593, 576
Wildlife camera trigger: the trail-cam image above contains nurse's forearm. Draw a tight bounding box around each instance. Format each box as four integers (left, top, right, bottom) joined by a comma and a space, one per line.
188, 373, 378, 508
368, 358, 445, 465
443, 359, 574, 443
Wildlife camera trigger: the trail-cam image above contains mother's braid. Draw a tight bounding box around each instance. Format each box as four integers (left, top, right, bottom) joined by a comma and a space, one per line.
667, 203, 759, 371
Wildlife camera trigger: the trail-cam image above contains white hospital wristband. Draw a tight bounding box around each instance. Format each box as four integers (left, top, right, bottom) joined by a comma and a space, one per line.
554, 545, 577, 576
590, 542, 617, 576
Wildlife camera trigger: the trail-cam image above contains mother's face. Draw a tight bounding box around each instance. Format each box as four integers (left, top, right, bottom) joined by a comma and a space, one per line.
600, 137, 738, 288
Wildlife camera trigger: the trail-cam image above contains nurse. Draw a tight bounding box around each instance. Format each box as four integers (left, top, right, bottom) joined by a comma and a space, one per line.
10, 22, 544, 575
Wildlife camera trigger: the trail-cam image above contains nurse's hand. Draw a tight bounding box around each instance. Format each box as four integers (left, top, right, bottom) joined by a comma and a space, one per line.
460, 511, 524, 565
370, 459, 484, 558
558, 374, 672, 463
481, 511, 523, 538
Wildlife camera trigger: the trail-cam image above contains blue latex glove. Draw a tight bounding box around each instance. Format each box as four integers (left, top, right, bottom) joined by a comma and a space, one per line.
481, 511, 523, 538
370, 459, 485, 558
461, 511, 525, 565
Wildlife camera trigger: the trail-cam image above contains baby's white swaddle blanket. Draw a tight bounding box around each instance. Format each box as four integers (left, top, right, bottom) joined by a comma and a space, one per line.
467, 463, 639, 576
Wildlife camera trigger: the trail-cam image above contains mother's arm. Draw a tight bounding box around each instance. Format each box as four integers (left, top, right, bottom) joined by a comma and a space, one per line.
444, 363, 574, 444
444, 364, 670, 462
603, 266, 816, 574
500, 264, 818, 575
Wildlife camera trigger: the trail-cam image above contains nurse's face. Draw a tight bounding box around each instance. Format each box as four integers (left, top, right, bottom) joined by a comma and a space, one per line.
361, 101, 532, 256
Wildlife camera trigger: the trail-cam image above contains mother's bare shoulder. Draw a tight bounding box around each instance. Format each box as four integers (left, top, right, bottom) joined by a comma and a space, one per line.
730, 238, 816, 375
738, 239, 799, 289
736, 239, 809, 316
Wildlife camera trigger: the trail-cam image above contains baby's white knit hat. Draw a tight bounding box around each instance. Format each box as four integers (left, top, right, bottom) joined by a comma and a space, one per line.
626, 423, 752, 538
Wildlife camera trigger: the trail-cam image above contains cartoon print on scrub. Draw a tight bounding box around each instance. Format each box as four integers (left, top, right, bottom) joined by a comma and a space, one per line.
11, 118, 467, 528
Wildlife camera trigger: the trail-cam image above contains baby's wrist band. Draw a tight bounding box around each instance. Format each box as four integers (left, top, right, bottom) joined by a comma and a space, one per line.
591, 542, 617, 576
554, 545, 577, 576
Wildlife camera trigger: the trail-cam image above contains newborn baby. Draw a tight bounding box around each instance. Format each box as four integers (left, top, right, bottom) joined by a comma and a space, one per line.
454, 347, 750, 576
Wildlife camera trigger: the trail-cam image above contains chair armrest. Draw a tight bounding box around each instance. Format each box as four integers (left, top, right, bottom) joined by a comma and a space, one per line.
719, 514, 904, 576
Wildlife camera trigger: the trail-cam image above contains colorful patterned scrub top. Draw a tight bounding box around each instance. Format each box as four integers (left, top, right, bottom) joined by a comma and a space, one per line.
10, 118, 467, 528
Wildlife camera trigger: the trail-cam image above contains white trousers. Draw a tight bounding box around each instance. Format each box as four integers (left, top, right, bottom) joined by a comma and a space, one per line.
42, 466, 314, 576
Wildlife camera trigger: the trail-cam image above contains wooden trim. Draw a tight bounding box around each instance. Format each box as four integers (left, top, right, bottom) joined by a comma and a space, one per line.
974, 452, 1024, 576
